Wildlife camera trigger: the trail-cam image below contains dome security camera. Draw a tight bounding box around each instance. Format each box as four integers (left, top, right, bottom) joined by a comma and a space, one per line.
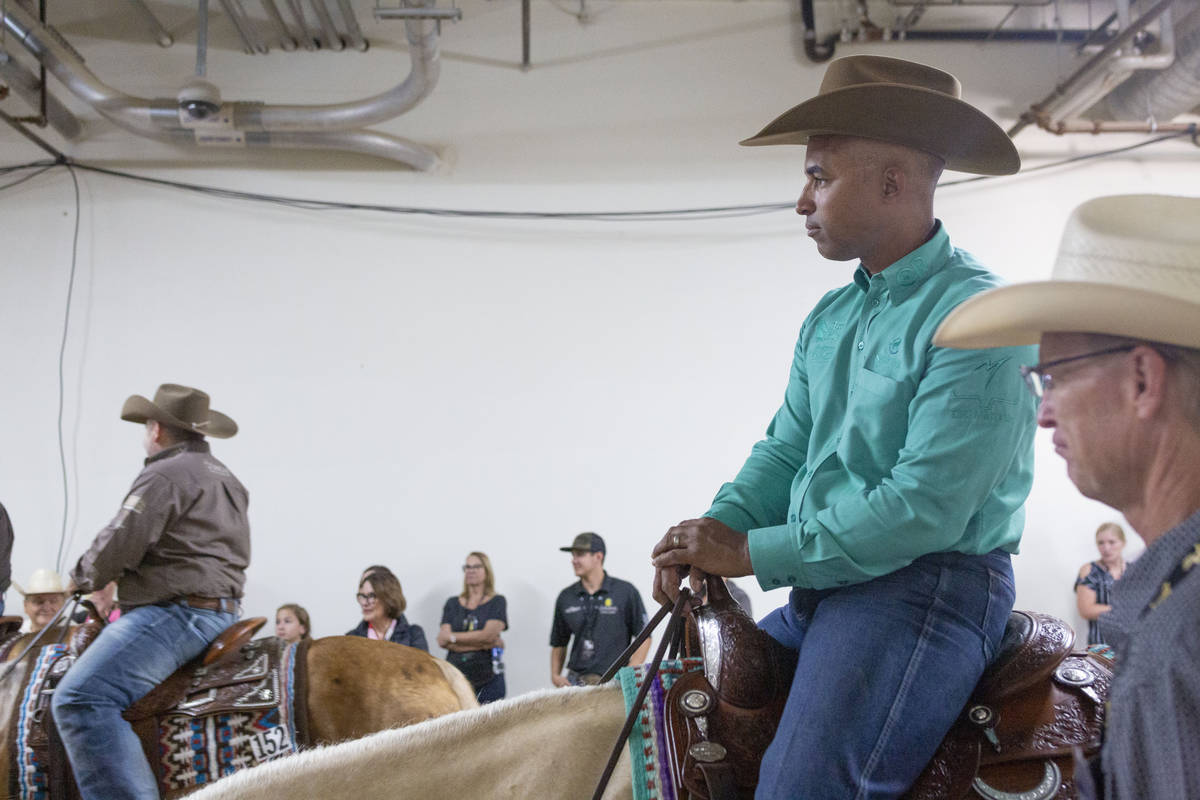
177, 78, 222, 120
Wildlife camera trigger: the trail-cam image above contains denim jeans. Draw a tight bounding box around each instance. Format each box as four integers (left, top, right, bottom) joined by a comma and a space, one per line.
52, 601, 237, 800
755, 549, 1015, 800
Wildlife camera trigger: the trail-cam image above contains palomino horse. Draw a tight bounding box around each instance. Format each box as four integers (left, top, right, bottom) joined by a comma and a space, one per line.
0, 616, 478, 798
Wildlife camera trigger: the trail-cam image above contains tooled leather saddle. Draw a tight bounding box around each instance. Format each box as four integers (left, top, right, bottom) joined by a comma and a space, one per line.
14, 614, 305, 800
661, 584, 1112, 800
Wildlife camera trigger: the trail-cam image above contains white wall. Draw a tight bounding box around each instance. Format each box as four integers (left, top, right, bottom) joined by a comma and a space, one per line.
0, 0, 1189, 696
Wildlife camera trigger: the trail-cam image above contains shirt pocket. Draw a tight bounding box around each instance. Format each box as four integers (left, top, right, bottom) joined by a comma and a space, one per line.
841, 367, 915, 476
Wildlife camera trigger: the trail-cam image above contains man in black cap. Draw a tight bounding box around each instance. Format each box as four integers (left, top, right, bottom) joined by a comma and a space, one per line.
52, 383, 250, 800
549, 532, 649, 686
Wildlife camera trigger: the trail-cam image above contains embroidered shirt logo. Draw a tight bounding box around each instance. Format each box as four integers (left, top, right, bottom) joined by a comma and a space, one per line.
973, 357, 1012, 390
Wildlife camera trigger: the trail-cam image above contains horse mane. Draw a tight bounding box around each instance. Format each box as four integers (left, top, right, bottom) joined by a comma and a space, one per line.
189, 684, 627, 799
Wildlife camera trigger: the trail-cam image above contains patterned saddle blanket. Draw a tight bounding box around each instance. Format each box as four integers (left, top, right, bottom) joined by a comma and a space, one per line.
11, 624, 310, 800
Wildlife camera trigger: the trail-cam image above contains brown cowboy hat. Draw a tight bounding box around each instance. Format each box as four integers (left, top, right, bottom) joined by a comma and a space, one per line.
740, 55, 1020, 176
934, 194, 1200, 349
120, 383, 238, 439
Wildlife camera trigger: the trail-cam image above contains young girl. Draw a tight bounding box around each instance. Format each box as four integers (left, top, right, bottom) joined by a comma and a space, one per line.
275, 603, 311, 644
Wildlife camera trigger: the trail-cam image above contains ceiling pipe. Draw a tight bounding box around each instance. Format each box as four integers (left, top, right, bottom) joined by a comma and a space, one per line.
336, 0, 369, 52
0, 0, 443, 167
254, 129, 437, 168
123, 0, 174, 47
1090, 3, 1200, 122
1008, 0, 1178, 137
0, 47, 82, 139
1039, 118, 1198, 135
284, 0, 319, 50
218, 0, 269, 54
311, 0, 346, 51
261, 0, 300, 51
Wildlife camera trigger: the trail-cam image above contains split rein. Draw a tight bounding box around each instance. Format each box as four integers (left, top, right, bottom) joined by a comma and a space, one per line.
591, 588, 694, 800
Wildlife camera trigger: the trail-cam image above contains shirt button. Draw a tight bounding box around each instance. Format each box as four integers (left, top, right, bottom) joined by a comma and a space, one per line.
789, 513, 797, 523
871, 299, 880, 308
857, 341, 865, 351
787, 575, 796, 583
771, 578, 781, 586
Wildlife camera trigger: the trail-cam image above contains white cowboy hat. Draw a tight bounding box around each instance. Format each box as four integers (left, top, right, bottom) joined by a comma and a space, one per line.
739, 55, 1020, 176
933, 194, 1200, 349
12, 568, 67, 596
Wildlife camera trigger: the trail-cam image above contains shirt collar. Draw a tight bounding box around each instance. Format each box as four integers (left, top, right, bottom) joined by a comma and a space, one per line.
144, 439, 210, 465
577, 572, 612, 596
851, 220, 952, 303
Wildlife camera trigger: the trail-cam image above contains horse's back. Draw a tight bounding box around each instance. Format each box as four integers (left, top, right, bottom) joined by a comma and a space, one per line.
305, 635, 473, 742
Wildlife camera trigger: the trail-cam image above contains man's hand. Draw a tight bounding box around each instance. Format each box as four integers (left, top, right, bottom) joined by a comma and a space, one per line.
551, 674, 571, 688
651, 518, 752, 606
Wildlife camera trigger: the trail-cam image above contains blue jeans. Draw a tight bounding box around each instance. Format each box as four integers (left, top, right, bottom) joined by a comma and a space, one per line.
52, 602, 237, 800
755, 549, 1015, 800
476, 672, 506, 704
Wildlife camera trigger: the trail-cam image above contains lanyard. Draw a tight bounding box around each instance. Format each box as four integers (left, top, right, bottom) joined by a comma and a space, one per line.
1143, 542, 1200, 617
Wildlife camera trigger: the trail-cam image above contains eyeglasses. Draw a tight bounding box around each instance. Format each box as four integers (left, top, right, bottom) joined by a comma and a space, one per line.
462, 564, 485, 572
355, 592, 377, 604
1019, 345, 1135, 399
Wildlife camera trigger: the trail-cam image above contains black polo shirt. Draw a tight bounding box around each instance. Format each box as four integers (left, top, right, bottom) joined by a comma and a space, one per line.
549, 572, 647, 675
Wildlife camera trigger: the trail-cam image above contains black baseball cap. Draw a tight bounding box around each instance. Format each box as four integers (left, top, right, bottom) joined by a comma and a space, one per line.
559, 532, 606, 555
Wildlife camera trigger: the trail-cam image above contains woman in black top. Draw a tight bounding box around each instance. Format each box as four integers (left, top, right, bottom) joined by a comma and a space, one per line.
1074, 522, 1127, 646
437, 551, 508, 703
346, 566, 428, 651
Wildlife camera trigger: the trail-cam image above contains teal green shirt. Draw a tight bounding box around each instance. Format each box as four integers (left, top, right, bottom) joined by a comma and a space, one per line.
707, 222, 1037, 591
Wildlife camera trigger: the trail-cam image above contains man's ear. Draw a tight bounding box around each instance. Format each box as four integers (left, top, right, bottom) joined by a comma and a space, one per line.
881, 165, 903, 200
1131, 346, 1170, 420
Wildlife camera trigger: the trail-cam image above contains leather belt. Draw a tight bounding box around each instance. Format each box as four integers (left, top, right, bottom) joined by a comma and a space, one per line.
182, 595, 239, 613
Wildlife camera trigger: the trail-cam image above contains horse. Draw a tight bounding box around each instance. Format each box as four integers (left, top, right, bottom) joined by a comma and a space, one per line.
185, 594, 1111, 800
188, 684, 633, 800
0, 614, 479, 798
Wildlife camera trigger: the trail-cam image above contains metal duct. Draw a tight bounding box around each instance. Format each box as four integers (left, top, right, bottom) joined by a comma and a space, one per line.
1089, 4, 1200, 122
0, 0, 442, 168
0, 47, 82, 139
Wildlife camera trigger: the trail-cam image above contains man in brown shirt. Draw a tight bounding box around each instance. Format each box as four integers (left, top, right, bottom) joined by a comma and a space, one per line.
51, 384, 250, 800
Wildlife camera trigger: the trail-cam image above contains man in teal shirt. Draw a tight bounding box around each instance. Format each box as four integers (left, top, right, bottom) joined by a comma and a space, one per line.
652, 55, 1037, 797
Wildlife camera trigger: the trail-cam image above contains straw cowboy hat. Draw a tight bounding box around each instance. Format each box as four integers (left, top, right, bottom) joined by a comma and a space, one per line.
120, 383, 238, 439
740, 54, 1020, 176
933, 194, 1200, 350
12, 568, 67, 596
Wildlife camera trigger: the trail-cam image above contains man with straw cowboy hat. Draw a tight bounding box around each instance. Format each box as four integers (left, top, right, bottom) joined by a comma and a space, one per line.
934, 194, 1200, 800
650, 54, 1038, 797
52, 383, 250, 800
14, 567, 68, 633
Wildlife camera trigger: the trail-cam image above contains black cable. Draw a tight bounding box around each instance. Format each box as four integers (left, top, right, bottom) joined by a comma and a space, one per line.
941, 128, 1197, 186
0, 129, 1194, 219
0, 163, 57, 191
55, 163, 81, 574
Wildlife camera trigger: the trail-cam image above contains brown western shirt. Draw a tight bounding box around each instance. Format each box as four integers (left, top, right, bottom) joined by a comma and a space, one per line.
70, 440, 250, 607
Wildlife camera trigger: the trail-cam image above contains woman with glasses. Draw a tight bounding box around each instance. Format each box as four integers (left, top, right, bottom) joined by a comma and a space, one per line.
346, 566, 428, 651
436, 552, 508, 703
1074, 522, 1128, 647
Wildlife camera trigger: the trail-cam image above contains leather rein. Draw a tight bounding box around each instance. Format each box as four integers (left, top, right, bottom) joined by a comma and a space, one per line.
591, 588, 695, 800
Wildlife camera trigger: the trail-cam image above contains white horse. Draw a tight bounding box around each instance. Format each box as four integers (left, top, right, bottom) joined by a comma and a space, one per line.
189, 684, 633, 800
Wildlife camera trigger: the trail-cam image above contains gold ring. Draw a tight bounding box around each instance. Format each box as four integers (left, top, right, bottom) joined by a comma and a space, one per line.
674, 533, 682, 548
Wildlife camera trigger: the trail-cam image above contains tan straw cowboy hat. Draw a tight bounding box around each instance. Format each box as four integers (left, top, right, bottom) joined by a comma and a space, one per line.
121, 383, 238, 439
740, 54, 1020, 176
934, 194, 1200, 350
12, 568, 67, 596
